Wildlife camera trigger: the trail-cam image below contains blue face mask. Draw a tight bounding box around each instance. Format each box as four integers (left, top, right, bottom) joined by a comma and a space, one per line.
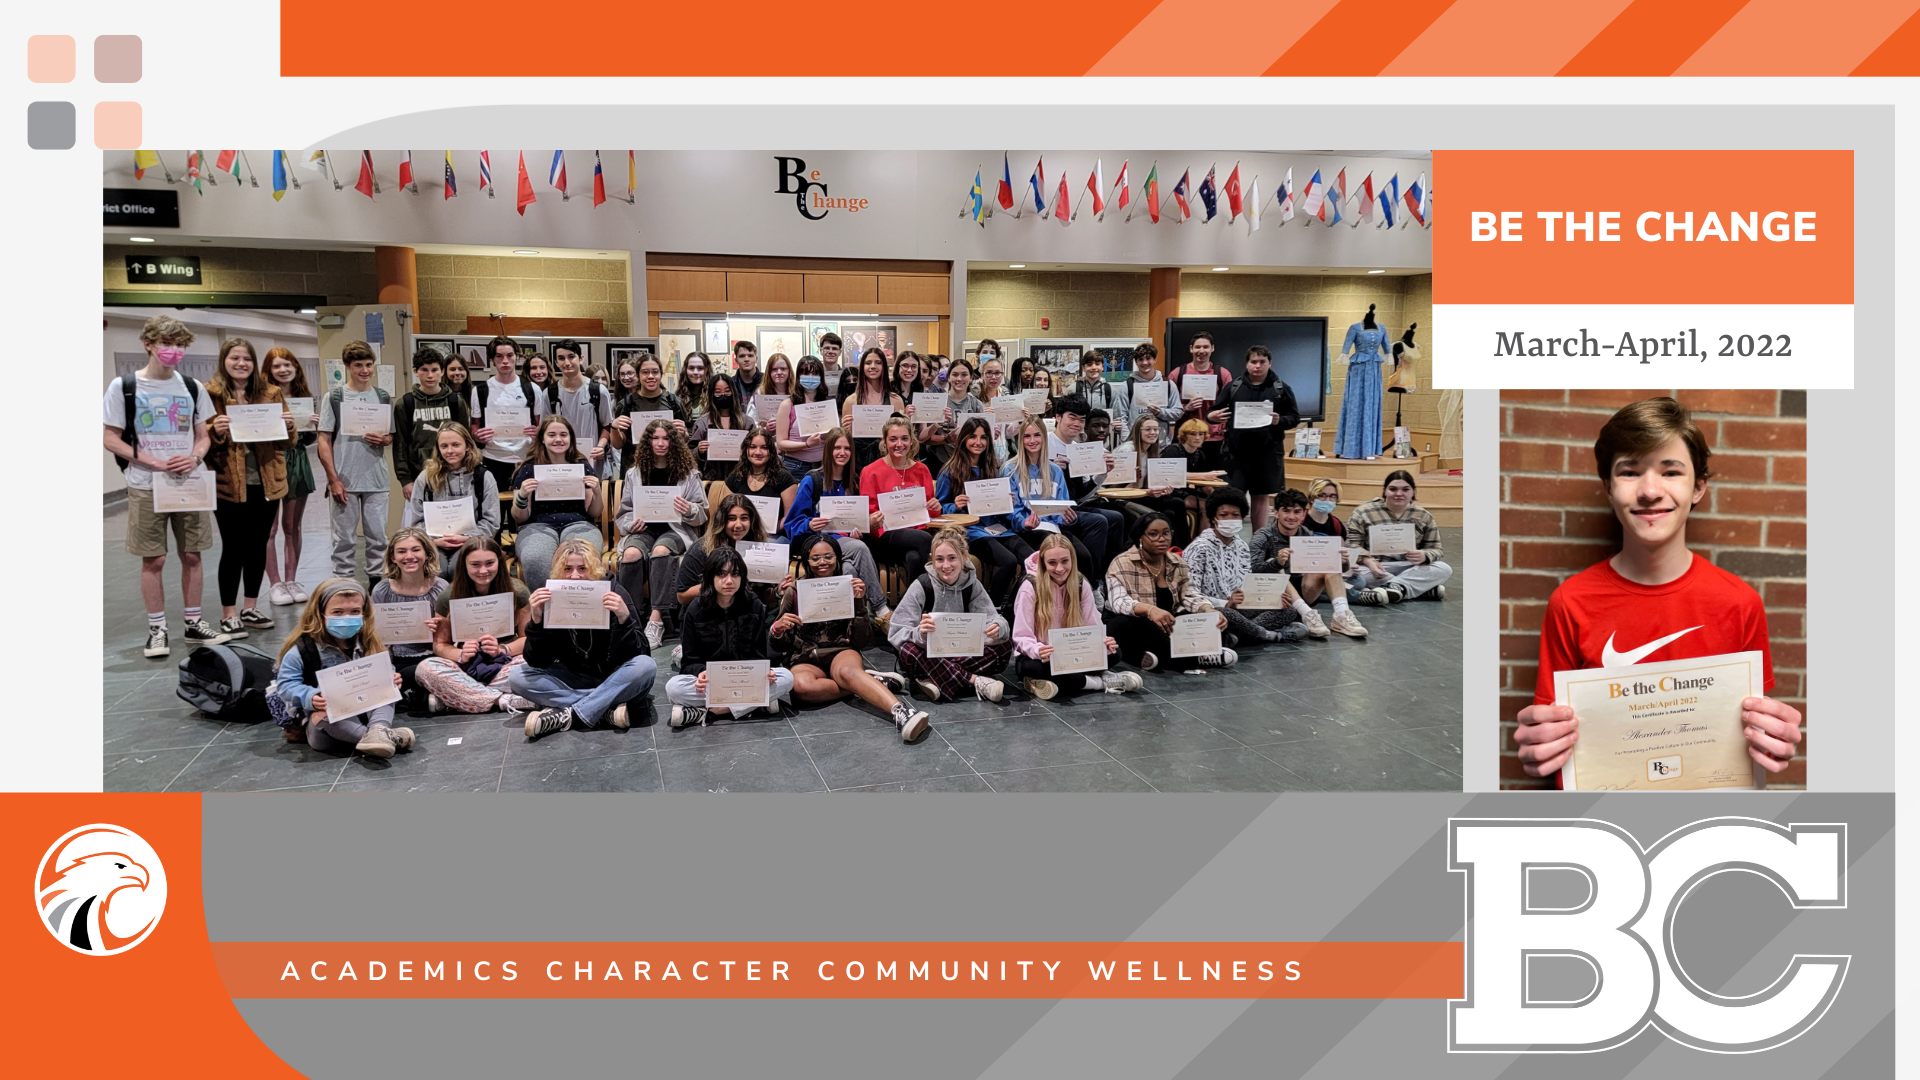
1312, 500, 1337, 515
799, 375, 822, 390
325, 616, 363, 639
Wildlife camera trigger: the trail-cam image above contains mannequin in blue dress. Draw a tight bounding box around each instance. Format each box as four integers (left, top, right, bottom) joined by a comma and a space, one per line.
1334, 304, 1391, 459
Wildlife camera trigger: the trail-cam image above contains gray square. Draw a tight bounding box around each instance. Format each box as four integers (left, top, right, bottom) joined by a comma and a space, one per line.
27, 101, 75, 150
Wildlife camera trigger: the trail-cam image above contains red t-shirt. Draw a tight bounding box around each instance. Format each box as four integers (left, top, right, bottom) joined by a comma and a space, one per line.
858, 458, 935, 536
1532, 553, 1774, 706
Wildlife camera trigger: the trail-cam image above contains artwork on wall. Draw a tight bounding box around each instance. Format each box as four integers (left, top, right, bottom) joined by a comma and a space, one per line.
460, 344, 488, 370
652, 331, 698, 382
703, 320, 730, 353
809, 321, 840, 354
840, 324, 899, 364
756, 325, 807, 363
413, 338, 456, 364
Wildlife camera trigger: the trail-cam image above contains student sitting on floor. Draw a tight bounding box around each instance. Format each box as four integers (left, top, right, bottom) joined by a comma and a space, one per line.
1103, 512, 1235, 672
401, 422, 499, 577
272, 577, 413, 758
612, 418, 709, 650
1182, 486, 1322, 646
1011, 534, 1141, 701
770, 532, 930, 742
1250, 487, 1368, 638
508, 414, 605, 590
666, 546, 794, 729
1344, 470, 1453, 604
370, 526, 450, 708
414, 536, 536, 716
515, 538, 658, 740
888, 526, 1015, 703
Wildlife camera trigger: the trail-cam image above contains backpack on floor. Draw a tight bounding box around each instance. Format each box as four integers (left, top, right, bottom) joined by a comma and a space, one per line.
177, 642, 280, 723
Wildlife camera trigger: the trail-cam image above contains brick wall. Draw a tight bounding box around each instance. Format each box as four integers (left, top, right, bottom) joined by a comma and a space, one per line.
414, 253, 633, 336
1498, 389, 1808, 789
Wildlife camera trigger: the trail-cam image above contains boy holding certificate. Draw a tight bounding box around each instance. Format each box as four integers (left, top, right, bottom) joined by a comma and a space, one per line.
1514, 398, 1802, 782
1182, 487, 1323, 646
317, 341, 395, 585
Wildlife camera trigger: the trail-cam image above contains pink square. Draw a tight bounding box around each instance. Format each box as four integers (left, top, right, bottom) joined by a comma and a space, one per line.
94, 35, 142, 83
28, 35, 75, 83
94, 102, 142, 150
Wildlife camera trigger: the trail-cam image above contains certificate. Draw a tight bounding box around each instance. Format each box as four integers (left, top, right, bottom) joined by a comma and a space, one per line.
1294, 427, 1322, 457
1169, 611, 1223, 659
705, 427, 747, 461
1393, 425, 1412, 449
152, 468, 216, 513
1065, 441, 1106, 478
1287, 535, 1343, 574
534, 464, 586, 501
1027, 499, 1075, 519
545, 580, 610, 629
928, 612, 990, 658
373, 601, 434, 644
1020, 387, 1051, 413
707, 660, 771, 710
1180, 372, 1218, 401
314, 651, 401, 721
339, 401, 392, 438
422, 499, 476, 538
911, 392, 950, 424
747, 495, 783, 534
285, 396, 315, 427
794, 400, 838, 436
1145, 457, 1185, 490
449, 594, 515, 642
1131, 380, 1168, 408
963, 477, 1015, 517
485, 404, 531, 439
736, 539, 789, 584
632, 485, 680, 523
754, 395, 788, 424
1367, 522, 1418, 556
1557, 652, 1766, 792
1046, 626, 1105, 676
1233, 400, 1274, 430
818, 496, 868, 534
1103, 453, 1137, 487
1239, 574, 1291, 610
226, 403, 287, 443
990, 395, 1026, 425
851, 404, 891, 438
878, 487, 930, 530
628, 410, 673, 435
796, 574, 855, 623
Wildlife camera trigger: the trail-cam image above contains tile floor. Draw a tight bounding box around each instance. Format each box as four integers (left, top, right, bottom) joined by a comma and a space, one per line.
102, 503, 1463, 793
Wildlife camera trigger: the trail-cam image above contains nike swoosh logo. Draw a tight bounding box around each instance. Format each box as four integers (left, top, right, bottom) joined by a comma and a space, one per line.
1602, 627, 1702, 667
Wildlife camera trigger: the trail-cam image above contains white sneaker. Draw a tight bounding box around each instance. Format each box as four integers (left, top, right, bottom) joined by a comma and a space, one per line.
269, 582, 295, 607
1298, 609, 1331, 638
1198, 647, 1239, 668
671, 644, 683, 669
1138, 650, 1160, 671
608, 703, 631, 731
1328, 611, 1369, 638
289, 582, 310, 603
645, 619, 666, 650
497, 694, 537, 713
1023, 677, 1059, 700
891, 702, 930, 742
1100, 671, 1143, 694
142, 625, 169, 658
425, 693, 445, 714
913, 677, 942, 701
670, 704, 707, 729
972, 676, 1004, 702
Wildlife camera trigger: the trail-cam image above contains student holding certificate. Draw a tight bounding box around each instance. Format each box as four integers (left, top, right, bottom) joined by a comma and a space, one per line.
1208, 345, 1300, 532
1514, 397, 1802, 783
466, 336, 545, 497
1166, 330, 1228, 452
415, 537, 537, 716
1183, 487, 1323, 646
773, 355, 836, 476
316, 341, 395, 586
996, 418, 1095, 584
1011, 536, 1140, 700
672, 495, 786, 614
204, 336, 297, 640
1249, 488, 1369, 638
839, 347, 905, 472
509, 415, 606, 589
780, 430, 897, 628
1344, 471, 1453, 604
607, 353, 688, 474
1114, 415, 1193, 547
1103, 513, 1235, 672
515, 539, 657, 740
689, 370, 750, 471
401, 423, 499, 577
916, 355, 986, 470
370, 527, 449, 707
724, 428, 799, 525
771, 533, 931, 742
613, 420, 709, 650
857, 417, 942, 585
665, 547, 793, 728
934, 417, 1032, 603
272, 578, 413, 757
1112, 343, 1181, 450
262, 346, 320, 609
888, 527, 1014, 703
1042, 400, 1124, 574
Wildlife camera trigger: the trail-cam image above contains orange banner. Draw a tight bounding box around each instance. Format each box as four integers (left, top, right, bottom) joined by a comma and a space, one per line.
214, 941, 1462, 1000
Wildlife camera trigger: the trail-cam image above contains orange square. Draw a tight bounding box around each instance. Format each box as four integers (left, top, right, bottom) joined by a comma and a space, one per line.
94, 102, 142, 150
28, 35, 75, 83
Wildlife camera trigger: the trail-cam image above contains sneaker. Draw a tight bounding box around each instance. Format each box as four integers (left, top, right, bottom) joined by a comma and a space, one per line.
184, 619, 231, 645
524, 707, 573, 740
1277, 624, 1311, 643
1329, 611, 1369, 637
143, 625, 169, 658
913, 677, 942, 702
217, 616, 249, 640
1350, 587, 1390, 607
356, 725, 397, 759
671, 644, 683, 670
387, 726, 416, 751
269, 582, 295, 607
497, 694, 536, 713
425, 693, 446, 715
1023, 677, 1059, 700
1385, 584, 1409, 604
290, 582, 310, 603
608, 703, 631, 731
1199, 647, 1239, 668
1298, 609, 1331, 638
872, 608, 892, 634
241, 608, 275, 629
1100, 671, 1143, 695
645, 619, 666, 650
670, 705, 707, 730
867, 669, 908, 693
1417, 584, 1447, 602
1221, 631, 1239, 649
972, 676, 1004, 703
1138, 650, 1160, 672
891, 702, 930, 742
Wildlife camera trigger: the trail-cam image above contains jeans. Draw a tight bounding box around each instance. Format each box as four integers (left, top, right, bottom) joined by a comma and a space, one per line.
1067, 507, 1122, 574
618, 527, 688, 615
509, 654, 658, 727
329, 490, 389, 579
1350, 558, 1454, 599
305, 702, 395, 752
516, 521, 603, 589
665, 669, 795, 713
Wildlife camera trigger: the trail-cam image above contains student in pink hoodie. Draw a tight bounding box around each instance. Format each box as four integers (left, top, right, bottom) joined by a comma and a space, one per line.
1010, 534, 1143, 701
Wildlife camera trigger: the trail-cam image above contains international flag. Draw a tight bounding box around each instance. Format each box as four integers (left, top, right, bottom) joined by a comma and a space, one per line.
1137, 162, 1159, 223
133, 149, 160, 180
186, 150, 205, 195
1078, 159, 1105, 221
1197, 165, 1218, 223
1299, 169, 1325, 219
1321, 190, 1344, 227
355, 150, 376, 198
443, 151, 457, 200
1277, 167, 1294, 224
272, 151, 289, 201
1224, 163, 1242, 222
1319, 168, 1346, 225
592, 151, 607, 207
1377, 174, 1398, 228
301, 150, 329, 174
1113, 159, 1130, 218
1355, 171, 1376, 225
397, 150, 415, 191
1052, 174, 1071, 226
968, 169, 987, 226
997, 152, 1016, 211
1171, 168, 1192, 222
479, 150, 493, 197
549, 150, 568, 194
1245, 174, 1262, 233
1026, 157, 1047, 216
215, 150, 241, 180
628, 150, 637, 197
516, 152, 536, 215
1404, 172, 1427, 227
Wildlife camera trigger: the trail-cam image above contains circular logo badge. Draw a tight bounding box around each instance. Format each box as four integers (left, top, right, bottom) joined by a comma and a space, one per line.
34, 824, 168, 956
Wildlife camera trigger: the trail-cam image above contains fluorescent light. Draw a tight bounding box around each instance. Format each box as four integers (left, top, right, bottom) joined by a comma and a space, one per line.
128, 236, 155, 243
1367, 269, 1386, 274
297, 308, 318, 315
511, 249, 540, 255
1008, 263, 1025, 268
1211, 267, 1229, 272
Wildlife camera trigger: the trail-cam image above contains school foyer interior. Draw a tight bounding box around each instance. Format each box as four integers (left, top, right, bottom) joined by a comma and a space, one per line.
102, 148, 1462, 793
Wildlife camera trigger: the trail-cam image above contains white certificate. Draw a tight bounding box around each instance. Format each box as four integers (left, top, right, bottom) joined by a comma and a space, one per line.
964, 477, 1015, 517
1233, 400, 1274, 430
422, 499, 476, 538
1287, 535, 1343, 574
1131, 380, 1168, 408
990, 395, 1026, 425
1103, 454, 1138, 488
1065, 441, 1106, 478
1294, 427, 1323, 457
818, 496, 868, 534
794, 400, 838, 437
339, 401, 392, 438
736, 539, 789, 584
1047, 626, 1106, 676
152, 468, 217, 513
1027, 500, 1075, 519
747, 494, 783, 534
545, 579, 610, 629
851, 404, 891, 438
1557, 652, 1766, 792
878, 487, 930, 530
534, 463, 586, 501
911, 392, 950, 424
632, 485, 680, 523
1145, 457, 1185, 490
314, 651, 400, 721
1180, 372, 1218, 401
928, 612, 990, 658
1367, 522, 1418, 556
285, 396, 315, 427
1020, 388, 1052, 414
753, 395, 788, 424
628, 410, 673, 435
797, 574, 855, 624
707, 660, 771, 710
1169, 611, 1223, 659
449, 594, 515, 642
485, 404, 531, 439
705, 427, 747, 461
1393, 425, 1412, 448
226, 404, 288, 443
373, 601, 434, 644
1239, 574, 1291, 610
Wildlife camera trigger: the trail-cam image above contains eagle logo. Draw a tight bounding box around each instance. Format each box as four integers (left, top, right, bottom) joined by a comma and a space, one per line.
35, 824, 167, 956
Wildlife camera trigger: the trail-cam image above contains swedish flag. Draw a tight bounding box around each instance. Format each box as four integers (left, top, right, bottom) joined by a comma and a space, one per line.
970, 169, 987, 226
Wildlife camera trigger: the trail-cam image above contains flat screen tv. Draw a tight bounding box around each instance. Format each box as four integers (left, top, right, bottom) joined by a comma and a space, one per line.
1164, 316, 1329, 421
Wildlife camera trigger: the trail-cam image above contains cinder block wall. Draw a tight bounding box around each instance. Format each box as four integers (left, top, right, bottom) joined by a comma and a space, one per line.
415, 254, 633, 336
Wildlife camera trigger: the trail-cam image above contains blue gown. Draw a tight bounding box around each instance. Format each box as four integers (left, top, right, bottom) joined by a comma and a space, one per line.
1333, 324, 1391, 459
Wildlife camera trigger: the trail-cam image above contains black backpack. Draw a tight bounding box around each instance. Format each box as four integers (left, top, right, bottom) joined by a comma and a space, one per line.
473, 375, 538, 414
909, 572, 982, 617
114, 373, 200, 472
176, 642, 280, 722
546, 379, 601, 413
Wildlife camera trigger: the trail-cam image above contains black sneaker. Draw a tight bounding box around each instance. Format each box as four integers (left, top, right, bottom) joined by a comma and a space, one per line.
143, 625, 169, 659
1417, 585, 1447, 602
891, 702, 930, 742
218, 616, 248, 639
524, 707, 573, 740
1384, 584, 1409, 604
239, 608, 275, 629
670, 704, 707, 730
183, 619, 231, 645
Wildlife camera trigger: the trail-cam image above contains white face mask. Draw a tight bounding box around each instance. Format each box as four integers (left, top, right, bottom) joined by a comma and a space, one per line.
1215, 519, 1243, 539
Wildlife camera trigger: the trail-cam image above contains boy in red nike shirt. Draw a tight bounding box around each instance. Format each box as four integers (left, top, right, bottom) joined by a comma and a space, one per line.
1514, 397, 1802, 782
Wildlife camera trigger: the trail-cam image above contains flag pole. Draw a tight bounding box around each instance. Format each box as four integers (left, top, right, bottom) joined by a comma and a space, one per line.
286, 153, 302, 191
160, 153, 177, 185
327, 151, 342, 190
1070, 187, 1087, 222
239, 151, 259, 187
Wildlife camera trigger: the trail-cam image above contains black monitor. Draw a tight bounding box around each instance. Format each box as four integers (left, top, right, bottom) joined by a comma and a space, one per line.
1165, 316, 1330, 421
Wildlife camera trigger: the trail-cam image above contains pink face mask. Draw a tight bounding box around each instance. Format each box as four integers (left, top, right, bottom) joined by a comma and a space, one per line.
156, 346, 187, 367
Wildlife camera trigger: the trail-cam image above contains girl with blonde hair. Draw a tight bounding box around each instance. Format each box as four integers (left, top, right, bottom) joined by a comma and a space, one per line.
272, 577, 412, 757
1010, 535, 1137, 701
402, 422, 500, 576
514, 536, 657, 740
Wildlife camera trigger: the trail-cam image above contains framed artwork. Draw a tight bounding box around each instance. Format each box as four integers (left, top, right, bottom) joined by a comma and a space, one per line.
459, 344, 487, 370
840, 324, 900, 364
703, 320, 730, 353
809, 321, 840, 354
546, 340, 591, 365
654, 330, 698, 378
757, 324, 807, 363
515, 342, 541, 362
413, 337, 456, 363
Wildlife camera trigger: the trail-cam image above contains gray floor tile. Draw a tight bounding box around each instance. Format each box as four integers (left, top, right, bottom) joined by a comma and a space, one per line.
1172, 698, 1367, 747
333, 755, 507, 793
935, 714, 1109, 775
101, 708, 226, 754
103, 747, 206, 792
1254, 733, 1462, 792
1117, 746, 1320, 793
836, 773, 994, 793
782, 700, 888, 737
1371, 724, 1464, 777
164, 736, 349, 793
653, 711, 797, 748
977, 761, 1158, 793
501, 717, 652, 765
498, 753, 663, 793
657, 738, 825, 793
1058, 698, 1243, 760
799, 727, 972, 789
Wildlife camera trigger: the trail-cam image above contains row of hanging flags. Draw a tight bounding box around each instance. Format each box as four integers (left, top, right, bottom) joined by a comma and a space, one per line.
964, 154, 1430, 232
130, 150, 637, 214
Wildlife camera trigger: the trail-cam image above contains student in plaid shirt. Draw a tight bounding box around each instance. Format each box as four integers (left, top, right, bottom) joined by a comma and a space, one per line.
1343, 470, 1452, 603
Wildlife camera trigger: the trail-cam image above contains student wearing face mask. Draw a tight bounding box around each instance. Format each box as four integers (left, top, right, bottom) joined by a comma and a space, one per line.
1183, 487, 1322, 647
774, 354, 834, 476
272, 577, 411, 757
690, 370, 748, 472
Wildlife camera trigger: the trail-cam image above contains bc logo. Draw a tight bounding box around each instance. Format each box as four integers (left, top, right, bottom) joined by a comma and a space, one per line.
775, 157, 829, 220
1448, 817, 1847, 1053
